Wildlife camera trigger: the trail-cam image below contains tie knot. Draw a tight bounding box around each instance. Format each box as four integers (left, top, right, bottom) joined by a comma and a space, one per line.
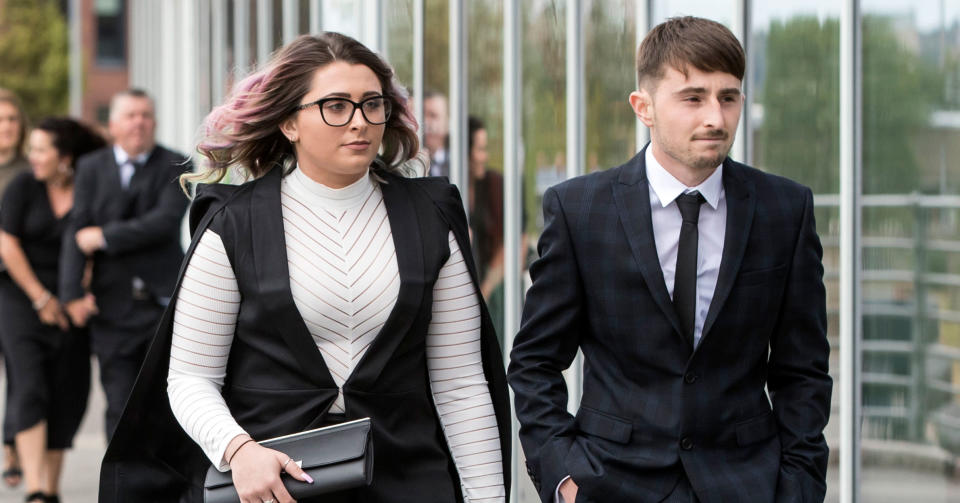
675, 191, 706, 223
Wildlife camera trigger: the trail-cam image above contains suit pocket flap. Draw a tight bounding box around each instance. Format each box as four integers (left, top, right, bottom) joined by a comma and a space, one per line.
576, 407, 632, 444
736, 412, 778, 446
737, 263, 787, 287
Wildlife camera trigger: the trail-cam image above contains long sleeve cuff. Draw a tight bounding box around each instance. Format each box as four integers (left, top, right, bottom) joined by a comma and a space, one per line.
555, 475, 570, 503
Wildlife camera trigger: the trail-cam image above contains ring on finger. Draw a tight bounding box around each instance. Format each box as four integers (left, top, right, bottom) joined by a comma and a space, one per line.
282, 457, 293, 470
263, 499, 274, 503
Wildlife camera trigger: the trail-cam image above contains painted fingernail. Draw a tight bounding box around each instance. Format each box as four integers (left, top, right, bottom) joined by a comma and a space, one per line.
304, 474, 314, 484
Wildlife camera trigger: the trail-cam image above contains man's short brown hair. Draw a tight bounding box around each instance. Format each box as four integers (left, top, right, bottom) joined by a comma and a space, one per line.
636, 16, 745, 91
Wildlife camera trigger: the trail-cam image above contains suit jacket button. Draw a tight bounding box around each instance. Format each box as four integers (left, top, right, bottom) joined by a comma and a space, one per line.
680, 437, 694, 450
684, 372, 698, 384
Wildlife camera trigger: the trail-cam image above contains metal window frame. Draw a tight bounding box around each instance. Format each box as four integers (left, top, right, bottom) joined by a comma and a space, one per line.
283, 0, 300, 44
233, 0, 250, 78
503, 0, 522, 500
839, 1, 863, 502
413, 0, 425, 148
257, 0, 274, 63
449, 0, 468, 201
310, 0, 323, 34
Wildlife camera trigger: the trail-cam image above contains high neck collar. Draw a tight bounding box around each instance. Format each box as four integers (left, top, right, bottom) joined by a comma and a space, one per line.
284, 165, 375, 210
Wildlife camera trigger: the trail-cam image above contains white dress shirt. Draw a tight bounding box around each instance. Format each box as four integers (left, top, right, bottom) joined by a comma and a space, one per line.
555, 149, 727, 503
645, 147, 726, 349
113, 144, 150, 189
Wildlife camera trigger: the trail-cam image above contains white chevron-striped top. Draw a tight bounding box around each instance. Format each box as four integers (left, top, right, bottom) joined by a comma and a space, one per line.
167, 168, 504, 502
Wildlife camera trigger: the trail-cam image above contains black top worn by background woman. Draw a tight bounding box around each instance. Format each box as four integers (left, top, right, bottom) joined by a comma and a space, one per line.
0, 172, 90, 448
99, 168, 511, 503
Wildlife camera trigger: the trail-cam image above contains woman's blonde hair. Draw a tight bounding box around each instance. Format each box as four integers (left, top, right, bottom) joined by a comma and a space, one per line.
187, 32, 419, 189
0, 88, 28, 158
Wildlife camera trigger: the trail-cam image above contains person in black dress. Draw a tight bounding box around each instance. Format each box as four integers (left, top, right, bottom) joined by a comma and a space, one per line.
0, 117, 104, 503
0, 87, 30, 489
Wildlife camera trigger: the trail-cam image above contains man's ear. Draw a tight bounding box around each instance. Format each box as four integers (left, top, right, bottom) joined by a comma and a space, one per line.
629, 88, 654, 128
279, 116, 299, 143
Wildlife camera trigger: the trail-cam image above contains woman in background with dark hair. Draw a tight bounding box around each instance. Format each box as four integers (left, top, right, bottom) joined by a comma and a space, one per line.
102, 32, 509, 503
0, 87, 30, 489
466, 116, 527, 343
0, 117, 104, 503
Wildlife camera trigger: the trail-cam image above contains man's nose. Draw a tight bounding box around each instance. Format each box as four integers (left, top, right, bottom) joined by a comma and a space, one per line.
701, 98, 726, 129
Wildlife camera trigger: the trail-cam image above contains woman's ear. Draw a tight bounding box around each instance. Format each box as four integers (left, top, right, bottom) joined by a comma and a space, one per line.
58, 155, 74, 172
279, 117, 299, 143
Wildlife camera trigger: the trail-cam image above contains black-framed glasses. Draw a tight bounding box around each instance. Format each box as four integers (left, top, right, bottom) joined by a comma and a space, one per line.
295, 96, 392, 127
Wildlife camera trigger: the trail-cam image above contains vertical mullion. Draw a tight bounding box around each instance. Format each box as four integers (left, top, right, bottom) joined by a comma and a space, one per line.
448, 0, 468, 205
310, 0, 323, 34
159, 1, 177, 146
257, 0, 273, 63
283, 0, 299, 44
839, 0, 862, 502
180, 0, 198, 154
731, 0, 749, 163
362, 0, 384, 52
69, 0, 83, 117
413, 0, 425, 148
211, 0, 227, 105
635, 0, 650, 152
503, 0, 522, 501
564, 0, 584, 412
234, 0, 250, 78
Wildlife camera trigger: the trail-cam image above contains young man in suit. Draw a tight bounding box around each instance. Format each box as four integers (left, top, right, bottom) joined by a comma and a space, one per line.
509, 16, 832, 503
59, 89, 190, 440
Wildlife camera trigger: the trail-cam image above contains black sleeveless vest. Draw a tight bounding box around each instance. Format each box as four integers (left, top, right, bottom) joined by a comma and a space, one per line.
99, 167, 511, 503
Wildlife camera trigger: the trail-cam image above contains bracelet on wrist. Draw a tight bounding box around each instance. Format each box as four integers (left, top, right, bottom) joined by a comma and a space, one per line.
226, 437, 255, 465
32, 291, 52, 311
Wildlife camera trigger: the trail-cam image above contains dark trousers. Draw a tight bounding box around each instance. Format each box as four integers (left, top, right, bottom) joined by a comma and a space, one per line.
90, 300, 163, 440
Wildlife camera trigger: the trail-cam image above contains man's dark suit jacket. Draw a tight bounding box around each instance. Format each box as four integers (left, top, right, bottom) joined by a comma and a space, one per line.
59, 145, 190, 323
508, 148, 832, 503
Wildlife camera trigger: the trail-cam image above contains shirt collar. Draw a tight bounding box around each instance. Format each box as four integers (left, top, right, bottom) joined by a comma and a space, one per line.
644, 147, 724, 210
113, 145, 151, 166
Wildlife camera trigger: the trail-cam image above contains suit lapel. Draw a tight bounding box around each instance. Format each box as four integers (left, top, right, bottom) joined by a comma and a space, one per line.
250, 167, 336, 388
699, 160, 755, 345
99, 150, 125, 218
612, 151, 687, 348
345, 176, 424, 389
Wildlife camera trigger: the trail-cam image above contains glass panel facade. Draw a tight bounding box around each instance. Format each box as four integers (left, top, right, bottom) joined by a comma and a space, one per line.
127, 1, 960, 500
653, 0, 733, 27
861, 1, 960, 501
584, 0, 637, 172
749, 4, 842, 499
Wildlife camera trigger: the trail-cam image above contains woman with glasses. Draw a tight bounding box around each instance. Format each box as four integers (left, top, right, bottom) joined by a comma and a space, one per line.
101, 33, 510, 503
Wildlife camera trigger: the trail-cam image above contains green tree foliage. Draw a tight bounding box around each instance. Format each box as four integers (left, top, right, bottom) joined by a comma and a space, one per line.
0, 0, 70, 121
585, 0, 637, 172
756, 15, 944, 195
862, 15, 942, 194
754, 17, 840, 194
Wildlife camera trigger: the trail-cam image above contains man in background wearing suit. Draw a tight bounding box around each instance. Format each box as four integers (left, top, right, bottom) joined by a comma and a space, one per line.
59, 89, 190, 440
423, 90, 450, 177
509, 17, 832, 503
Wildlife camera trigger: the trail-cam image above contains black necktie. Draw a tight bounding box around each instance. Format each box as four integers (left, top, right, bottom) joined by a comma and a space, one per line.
673, 191, 706, 348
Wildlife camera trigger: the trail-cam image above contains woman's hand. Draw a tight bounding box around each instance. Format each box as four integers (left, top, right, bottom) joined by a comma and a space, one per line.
229, 442, 314, 503
36, 295, 69, 331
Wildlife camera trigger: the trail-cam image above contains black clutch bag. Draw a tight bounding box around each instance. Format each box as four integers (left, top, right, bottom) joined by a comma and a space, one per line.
203, 417, 374, 503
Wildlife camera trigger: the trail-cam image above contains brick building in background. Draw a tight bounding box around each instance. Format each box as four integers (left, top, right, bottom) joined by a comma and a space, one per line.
77, 0, 129, 127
